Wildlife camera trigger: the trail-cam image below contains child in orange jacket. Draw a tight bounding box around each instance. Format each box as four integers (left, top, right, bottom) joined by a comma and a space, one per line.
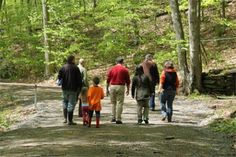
87, 76, 104, 128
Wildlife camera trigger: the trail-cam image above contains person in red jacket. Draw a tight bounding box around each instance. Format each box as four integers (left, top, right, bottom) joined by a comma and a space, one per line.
87, 77, 104, 128
158, 61, 179, 122
106, 57, 131, 124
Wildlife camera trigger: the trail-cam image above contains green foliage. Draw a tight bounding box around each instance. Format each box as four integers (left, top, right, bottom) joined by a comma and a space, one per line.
0, 0, 235, 80
210, 119, 236, 134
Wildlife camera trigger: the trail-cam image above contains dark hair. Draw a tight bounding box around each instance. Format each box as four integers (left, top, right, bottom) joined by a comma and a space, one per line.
93, 76, 100, 85
67, 55, 75, 64
135, 64, 144, 76
135, 65, 144, 87
81, 87, 88, 96
116, 56, 124, 64
164, 61, 174, 69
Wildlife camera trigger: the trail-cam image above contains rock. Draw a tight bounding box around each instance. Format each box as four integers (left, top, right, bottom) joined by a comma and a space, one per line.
164, 136, 175, 140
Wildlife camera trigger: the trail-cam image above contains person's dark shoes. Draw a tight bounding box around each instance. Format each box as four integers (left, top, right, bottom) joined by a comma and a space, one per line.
68, 111, 76, 125
63, 108, 68, 123
68, 122, 77, 125
96, 117, 100, 128
161, 116, 166, 121
111, 118, 116, 122
150, 108, 155, 111
167, 115, 172, 123
137, 119, 142, 125
144, 120, 149, 124
116, 120, 123, 124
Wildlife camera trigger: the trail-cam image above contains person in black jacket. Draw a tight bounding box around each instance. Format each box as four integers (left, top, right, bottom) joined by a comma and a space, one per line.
142, 54, 160, 111
58, 55, 82, 125
131, 65, 152, 124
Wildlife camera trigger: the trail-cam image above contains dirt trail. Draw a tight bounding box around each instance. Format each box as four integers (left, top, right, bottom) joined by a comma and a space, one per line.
0, 86, 235, 157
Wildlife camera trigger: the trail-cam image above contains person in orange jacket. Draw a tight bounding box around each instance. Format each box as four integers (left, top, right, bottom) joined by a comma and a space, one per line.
158, 61, 179, 122
87, 76, 104, 128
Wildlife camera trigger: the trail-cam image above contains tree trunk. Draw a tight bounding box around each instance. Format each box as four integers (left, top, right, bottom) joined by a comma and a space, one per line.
41, 0, 50, 77
93, 0, 97, 8
0, 0, 3, 10
169, 0, 189, 95
221, 0, 226, 18
188, 0, 202, 92
83, 0, 86, 14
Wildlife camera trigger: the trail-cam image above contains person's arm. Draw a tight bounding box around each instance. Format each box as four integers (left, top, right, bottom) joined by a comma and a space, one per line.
125, 70, 131, 96
106, 69, 112, 96
57, 67, 64, 86
101, 87, 105, 99
77, 67, 83, 94
158, 71, 165, 94
84, 68, 89, 87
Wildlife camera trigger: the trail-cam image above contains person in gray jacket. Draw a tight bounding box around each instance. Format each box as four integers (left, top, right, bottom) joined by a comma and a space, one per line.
131, 65, 153, 124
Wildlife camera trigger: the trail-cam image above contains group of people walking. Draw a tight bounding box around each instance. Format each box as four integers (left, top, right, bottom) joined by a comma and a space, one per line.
58, 54, 179, 127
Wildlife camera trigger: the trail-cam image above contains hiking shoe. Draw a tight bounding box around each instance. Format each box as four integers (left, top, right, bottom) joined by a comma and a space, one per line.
144, 120, 149, 124
116, 120, 123, 124
167, 116, 172, 123
68, 122, 77, 125
161, 116, 166, 121
150, 108, 155, 111
137, 119, 142, 125
63, 119, 67, 123
111, 118, 116, 123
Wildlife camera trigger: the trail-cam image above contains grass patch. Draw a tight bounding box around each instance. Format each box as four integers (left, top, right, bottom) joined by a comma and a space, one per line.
209, 119, 236, 134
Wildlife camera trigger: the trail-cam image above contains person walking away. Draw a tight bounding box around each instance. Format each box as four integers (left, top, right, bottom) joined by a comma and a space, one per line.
78, 58, 89, 117
58, 55, 82, 125
79, 87, 89, 126
131, 65, 152, 125
142, 54, 159, 111
87, 77, 104, 128
106, 57, 131, 124
158, 61, 179, 122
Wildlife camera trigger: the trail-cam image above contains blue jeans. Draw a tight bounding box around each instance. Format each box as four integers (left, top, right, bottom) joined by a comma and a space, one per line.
159, 90, 176, 118
62, 90, 77, 112
149, 85, 156, 110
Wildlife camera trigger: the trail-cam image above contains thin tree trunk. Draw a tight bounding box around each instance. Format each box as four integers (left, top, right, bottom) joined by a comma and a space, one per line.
169, 0, 189, 95
83, 0, 86, 14
221, 0, 226, 18
0, 0, 3, 10
188, 0, 202, 92
41, 0, 50, 77
93, 0, 97, 8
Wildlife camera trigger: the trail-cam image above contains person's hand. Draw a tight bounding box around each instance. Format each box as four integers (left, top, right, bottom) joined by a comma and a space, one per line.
126, 90, 129, 96
157, 89, 164, 94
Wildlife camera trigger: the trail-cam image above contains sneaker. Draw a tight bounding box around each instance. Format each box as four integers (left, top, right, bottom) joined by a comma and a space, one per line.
116, 120, 123, 124
111, 118, 116, 122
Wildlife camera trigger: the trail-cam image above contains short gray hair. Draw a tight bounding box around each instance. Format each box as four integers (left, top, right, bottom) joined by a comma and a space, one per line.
164, 61, 174, 69
145, 54, 153, 60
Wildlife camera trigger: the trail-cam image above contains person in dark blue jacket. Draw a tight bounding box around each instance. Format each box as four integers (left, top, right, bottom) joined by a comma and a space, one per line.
58, 55, 82, 125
